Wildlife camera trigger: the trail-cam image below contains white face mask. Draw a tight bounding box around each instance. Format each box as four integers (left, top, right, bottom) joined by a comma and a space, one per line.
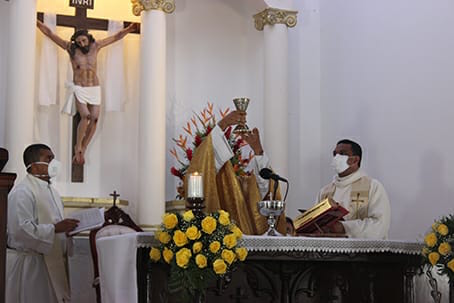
331, 154, 350, 174
27, 159, 61, 178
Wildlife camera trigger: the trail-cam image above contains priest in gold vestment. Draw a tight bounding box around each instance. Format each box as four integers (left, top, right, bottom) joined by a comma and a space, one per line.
184, 111, 286, 235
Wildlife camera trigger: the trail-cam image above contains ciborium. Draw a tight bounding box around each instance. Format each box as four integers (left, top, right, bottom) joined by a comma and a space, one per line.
258, 200, 285, 236
232, 97, 250, 134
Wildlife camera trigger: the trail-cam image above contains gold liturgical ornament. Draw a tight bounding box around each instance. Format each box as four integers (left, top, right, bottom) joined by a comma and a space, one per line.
233, 97, 251, 134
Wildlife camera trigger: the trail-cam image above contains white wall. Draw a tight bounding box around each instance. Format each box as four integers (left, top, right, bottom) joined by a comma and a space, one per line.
318, 0, 454, 240
287, 0, 322, 218
0, 2, 9, 148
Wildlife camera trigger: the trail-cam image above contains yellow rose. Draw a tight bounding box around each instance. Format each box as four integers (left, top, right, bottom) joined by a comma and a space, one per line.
230, 225, 243, 239
218, 210, 229, 217
173, 230, 188, 247
209, 241, 221, 253
193, 241, 203, 254
183, 210, 195, 222
149, 247, 161, 262
218, 210, 230, 226
235, 247, 248, 261
195, 254, 208, 268
438, 242, 452, 256
221, 249, 236, 265
163, 247, 174, 264
163, 213, 178, 229
437, 224, 449, 236
213, 259, 227, 275
428, 252, 440, 266
185, 226, 200, 240
447, 259, 454, 272
202, 216, 217, 234
223, 234, 237, 249
158, 231, 171, 244
424, 233, 437, 247
176, 248, 192, 268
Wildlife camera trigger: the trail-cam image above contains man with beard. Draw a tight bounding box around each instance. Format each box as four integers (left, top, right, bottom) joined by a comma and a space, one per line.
36, 20, 137, 164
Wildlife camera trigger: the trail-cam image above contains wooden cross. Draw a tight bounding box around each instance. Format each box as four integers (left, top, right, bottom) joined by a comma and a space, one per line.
351, 193, 365, 219
37, 1, 139, 183
109, 190, 120, 207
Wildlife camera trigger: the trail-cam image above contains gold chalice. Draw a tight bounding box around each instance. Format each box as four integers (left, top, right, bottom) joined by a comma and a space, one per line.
233, 97, 250, 134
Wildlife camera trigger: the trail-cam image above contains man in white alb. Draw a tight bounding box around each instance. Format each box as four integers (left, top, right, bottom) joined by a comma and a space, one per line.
6, 144, 79, 303
317, 139, 391, 239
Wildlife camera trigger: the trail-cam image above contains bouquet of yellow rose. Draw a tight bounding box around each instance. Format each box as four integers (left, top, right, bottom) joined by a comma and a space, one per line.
149, 209, 248, 302
422, 214, 454, 283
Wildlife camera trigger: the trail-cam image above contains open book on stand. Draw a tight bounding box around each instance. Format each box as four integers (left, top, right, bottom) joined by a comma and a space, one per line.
67, 208, 105, 236
293, 198, 349, 234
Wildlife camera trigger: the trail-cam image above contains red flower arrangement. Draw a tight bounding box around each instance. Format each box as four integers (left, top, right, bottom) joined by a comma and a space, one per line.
170, 103, 254, 185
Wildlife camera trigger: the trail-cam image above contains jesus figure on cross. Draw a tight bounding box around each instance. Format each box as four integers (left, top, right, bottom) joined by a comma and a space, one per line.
37, 20, 138, 165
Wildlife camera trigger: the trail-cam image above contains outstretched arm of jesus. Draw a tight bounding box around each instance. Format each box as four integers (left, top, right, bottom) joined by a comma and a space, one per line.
36, 20, 69, 50
97, 23, 138, 49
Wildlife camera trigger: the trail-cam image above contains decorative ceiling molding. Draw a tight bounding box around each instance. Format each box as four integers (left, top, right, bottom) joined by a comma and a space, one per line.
131, 0, 175, 17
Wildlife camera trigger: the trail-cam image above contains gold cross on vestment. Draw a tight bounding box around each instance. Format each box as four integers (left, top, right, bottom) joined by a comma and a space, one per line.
351, 193, 365, 219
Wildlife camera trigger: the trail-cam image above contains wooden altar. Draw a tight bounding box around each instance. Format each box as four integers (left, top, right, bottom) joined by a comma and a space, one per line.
0, 148, 17, 303
136, 235, 429, 303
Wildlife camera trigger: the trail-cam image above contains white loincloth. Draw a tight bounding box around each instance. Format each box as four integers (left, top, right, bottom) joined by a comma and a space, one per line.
62, 83, 101, 115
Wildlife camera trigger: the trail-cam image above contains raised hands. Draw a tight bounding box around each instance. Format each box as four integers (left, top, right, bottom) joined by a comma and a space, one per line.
217, 110, 246, 131
242, 128, 264, 155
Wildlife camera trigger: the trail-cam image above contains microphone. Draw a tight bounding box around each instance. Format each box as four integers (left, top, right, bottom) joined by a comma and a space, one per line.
259, 168, 288, 183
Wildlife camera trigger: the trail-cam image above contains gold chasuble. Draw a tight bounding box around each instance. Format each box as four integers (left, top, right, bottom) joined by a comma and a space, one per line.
185, 134, 286, 235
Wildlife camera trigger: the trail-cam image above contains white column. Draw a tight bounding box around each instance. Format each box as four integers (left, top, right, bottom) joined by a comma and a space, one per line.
264, 24, 289, 179
254, 7, 298, 180
133, 0, 175, 227
5, 0, 37, 178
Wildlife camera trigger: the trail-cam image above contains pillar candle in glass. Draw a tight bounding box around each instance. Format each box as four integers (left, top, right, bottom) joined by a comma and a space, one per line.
187, 172, 204, 198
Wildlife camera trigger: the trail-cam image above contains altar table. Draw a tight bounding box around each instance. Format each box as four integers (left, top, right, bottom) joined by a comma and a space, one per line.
135, 234, 425, 303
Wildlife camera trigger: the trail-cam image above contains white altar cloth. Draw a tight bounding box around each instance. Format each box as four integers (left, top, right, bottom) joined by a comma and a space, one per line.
136, 233, 423, 255
97, 233, 422, 303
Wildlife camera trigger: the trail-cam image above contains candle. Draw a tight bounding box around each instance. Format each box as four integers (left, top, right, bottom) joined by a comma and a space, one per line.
187, 172, 203, 198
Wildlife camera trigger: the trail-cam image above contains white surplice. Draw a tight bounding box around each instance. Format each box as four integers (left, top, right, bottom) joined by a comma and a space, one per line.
6, 174, 70, 303
317, 170, 391, 239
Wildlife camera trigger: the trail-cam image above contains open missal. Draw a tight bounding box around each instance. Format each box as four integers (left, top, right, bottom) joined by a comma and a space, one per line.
67, 208, 105, 236
293, 198, 349, 234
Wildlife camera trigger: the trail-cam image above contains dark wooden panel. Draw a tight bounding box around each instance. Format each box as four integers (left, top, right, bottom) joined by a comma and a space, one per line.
138, 249, 422, 303
0, 172, 17, 303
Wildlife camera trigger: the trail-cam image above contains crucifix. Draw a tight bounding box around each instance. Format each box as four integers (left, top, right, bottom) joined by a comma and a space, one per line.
37, 0, 140, 183
109, 190, 120, 207
351, 193, 365, 219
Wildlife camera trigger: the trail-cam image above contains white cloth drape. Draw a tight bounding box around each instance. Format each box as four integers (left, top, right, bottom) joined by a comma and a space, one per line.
97, 233, 139, 303
38, 13, 58, 106
104, 20, 126, 112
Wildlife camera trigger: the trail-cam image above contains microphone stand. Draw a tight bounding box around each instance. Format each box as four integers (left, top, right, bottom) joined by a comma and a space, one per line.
272, 179, 279, 201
